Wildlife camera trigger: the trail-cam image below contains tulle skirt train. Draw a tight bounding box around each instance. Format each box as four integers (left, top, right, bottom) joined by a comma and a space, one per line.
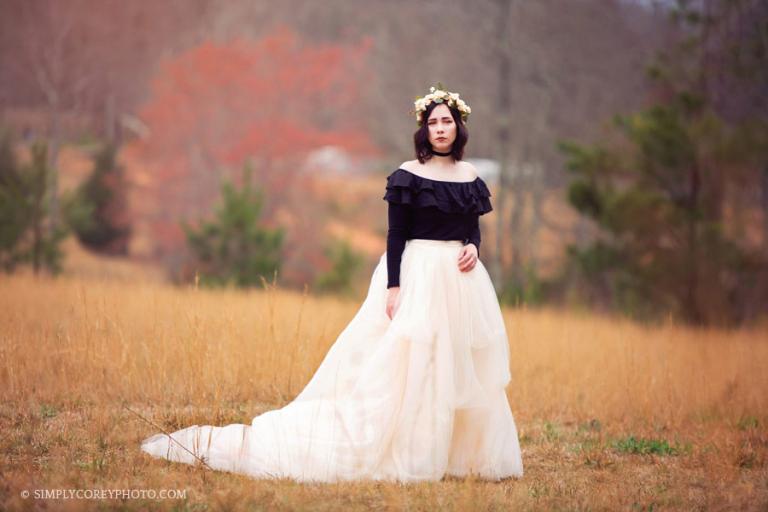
140, 238, 524, 482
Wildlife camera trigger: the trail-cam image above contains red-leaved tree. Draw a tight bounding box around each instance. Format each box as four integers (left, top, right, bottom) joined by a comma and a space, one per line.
126, 25, 378, 271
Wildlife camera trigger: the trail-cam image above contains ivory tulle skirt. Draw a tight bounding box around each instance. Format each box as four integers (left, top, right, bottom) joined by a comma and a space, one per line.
140, 238, 524, 483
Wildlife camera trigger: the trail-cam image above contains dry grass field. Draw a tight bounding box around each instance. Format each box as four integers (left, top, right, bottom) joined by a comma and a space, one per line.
1, 271, 767, 511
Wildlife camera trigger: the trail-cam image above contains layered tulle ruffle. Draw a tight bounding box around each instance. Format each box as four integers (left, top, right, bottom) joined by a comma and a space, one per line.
141, 239, 523, 483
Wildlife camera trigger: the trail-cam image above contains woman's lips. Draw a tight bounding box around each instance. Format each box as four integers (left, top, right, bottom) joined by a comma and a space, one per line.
437, 137, 447, 141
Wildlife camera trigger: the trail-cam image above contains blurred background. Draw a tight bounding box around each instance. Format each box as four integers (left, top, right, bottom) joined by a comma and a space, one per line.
1, 0, 766, 327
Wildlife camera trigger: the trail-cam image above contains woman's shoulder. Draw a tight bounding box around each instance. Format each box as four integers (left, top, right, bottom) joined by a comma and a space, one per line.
398, 160, 479, 181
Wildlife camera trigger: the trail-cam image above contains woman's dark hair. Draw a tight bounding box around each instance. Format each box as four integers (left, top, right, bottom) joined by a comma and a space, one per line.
413, 101, 469, 163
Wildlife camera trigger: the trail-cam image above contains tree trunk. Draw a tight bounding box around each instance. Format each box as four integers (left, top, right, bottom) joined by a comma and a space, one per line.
105, 92, 116, 144
528, 162, 544, 276
762, 165, 768, 249
684, 162, 703, 325
492, 0, 512, 292
46, 99, 61, 233
508, 162, 526, 284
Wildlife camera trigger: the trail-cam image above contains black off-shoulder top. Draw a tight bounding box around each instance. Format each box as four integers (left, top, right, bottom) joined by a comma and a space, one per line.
382, 168, 493, 289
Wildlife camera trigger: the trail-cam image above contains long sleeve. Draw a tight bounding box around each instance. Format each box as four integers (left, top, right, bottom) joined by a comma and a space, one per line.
386, 200, 411, 288
465, 214, 481, 259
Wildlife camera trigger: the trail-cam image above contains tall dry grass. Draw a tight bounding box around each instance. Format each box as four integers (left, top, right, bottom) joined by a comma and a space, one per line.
1, 271, 767, 510
2, 273, 765, 424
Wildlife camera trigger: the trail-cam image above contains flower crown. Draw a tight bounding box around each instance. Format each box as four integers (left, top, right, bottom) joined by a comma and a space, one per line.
412, 82, 471, 126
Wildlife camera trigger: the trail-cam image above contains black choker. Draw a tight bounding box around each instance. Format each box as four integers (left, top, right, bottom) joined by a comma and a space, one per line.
431, 148, 452, 157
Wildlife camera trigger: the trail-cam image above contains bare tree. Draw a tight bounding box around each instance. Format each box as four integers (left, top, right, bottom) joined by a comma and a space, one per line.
0, 0, 215, 230
3, 0, 105, 228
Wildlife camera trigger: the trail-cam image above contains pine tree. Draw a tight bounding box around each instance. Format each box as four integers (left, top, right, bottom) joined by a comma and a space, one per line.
558, 0, 767, 326
0, 128, 67, 274
0, 127, 27, 270
64, 142, 131, 254
314, 239, 364, 296
559, 98, 757, 325
182, 162, 284, 288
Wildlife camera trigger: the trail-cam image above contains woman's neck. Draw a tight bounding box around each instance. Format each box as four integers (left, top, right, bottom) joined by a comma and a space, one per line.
426, 155, 456, 168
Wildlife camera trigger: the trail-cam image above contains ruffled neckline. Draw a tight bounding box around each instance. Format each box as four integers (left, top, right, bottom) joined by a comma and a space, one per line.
382, 168, 493, 215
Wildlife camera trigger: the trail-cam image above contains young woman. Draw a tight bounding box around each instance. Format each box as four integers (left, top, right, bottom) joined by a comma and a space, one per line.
141, 85, 524, 483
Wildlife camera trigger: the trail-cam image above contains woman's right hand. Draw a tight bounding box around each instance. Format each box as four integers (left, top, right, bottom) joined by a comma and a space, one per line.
386, 286, 400, 320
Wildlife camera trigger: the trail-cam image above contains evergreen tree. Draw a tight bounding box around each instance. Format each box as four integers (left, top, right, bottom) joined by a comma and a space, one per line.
558, 0, 767, 326
64, 142, 131, 254
0, 127, 27, 270
182, 162, 284, 288
0, 128, 67, 274
314, 239, 364, 296
559, 99, 758, 325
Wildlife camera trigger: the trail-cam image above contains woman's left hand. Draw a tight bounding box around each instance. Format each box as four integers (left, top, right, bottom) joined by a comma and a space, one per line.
458, 243, 478, 272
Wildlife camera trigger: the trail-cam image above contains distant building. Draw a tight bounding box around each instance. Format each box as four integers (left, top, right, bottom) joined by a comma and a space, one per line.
301, 145, 359, 176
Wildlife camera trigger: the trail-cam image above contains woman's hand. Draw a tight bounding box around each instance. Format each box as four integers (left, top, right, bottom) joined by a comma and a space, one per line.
458, 243, 478, 272
386, 286, 400, 320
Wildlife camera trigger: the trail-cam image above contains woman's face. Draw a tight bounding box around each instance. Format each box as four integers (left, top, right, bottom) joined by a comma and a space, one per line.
427, 103, 457, 153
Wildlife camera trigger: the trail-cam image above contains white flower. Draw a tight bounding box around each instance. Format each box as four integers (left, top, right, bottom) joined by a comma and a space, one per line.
413, 85, 471, 124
